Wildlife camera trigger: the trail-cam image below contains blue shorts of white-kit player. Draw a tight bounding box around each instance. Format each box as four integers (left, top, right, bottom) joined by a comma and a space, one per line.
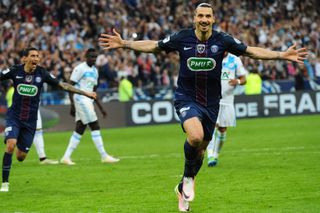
174, 100, 219, 141
4, 116, 36, 153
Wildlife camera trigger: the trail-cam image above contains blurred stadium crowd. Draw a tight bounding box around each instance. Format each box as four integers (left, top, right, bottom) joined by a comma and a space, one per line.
0, 0, 319, 94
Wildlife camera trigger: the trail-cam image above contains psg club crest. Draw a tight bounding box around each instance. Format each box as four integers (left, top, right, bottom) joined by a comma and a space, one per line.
25, 75, 33, 83
211, 45, 219, 53
196, 44, 206, 54
35, 77, 42, 83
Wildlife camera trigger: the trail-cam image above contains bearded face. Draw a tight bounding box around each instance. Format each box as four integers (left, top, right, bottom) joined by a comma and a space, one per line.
194, 6, 215, 34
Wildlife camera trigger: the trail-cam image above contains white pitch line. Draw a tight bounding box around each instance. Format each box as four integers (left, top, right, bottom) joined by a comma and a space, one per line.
119, 146, 320, 159
231, 146, 306, 153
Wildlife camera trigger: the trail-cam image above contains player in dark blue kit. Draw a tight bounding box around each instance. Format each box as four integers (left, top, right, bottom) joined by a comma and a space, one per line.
0, 47, 96, 192
99, 3, 308, 212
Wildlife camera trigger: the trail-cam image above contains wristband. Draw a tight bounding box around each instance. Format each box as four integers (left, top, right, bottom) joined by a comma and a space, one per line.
237, 79, 241, 85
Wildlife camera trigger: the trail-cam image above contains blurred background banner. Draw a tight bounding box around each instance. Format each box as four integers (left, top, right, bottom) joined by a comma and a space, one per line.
42, 101, 127, 132
234, 91, 320, 118
0, 90, 318, 132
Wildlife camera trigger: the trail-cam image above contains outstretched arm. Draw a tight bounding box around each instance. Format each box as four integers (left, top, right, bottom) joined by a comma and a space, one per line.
99, 29, 160, 53
58, 82, 96, 99
244, 43, 308, 64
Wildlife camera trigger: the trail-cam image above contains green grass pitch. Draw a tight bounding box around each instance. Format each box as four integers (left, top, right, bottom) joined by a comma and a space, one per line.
0, 115, 319, 212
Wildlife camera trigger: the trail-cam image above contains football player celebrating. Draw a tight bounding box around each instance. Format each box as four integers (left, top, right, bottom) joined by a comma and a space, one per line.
0, 47, 96, 192
99, 3, 307, 211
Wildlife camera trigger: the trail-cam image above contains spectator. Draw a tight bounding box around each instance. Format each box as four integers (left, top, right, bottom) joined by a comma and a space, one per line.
315, 57, 320, 80
118, 75, 133, 102
0, 0, 318, 95
295, 70, 305, 91
304, 59, 315, 80
245, 69, 262, 95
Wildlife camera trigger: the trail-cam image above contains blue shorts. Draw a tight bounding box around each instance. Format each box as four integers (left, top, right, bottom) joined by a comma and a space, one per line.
4, 116, 36, 153
174, 100, 219, 141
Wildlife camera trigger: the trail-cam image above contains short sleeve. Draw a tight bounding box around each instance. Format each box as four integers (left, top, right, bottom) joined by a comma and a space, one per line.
222, 33, 247, 56
235, 57, 247, 77
94, 67, 98, 86
70, 66, 81, 83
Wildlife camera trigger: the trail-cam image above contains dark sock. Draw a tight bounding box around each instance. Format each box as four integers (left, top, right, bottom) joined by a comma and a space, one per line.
178, 181, 183, 193
2, 152, 13, 183
183, 140, 198, 178
194, 155, 204, 177
39, 157, 46, 161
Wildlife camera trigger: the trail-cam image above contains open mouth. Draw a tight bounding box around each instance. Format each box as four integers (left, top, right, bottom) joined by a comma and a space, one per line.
200, 23, 209, 27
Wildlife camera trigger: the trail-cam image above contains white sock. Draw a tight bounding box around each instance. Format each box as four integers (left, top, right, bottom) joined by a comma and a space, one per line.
62, 131, 82, 160
91, 130, 108, 159
207, 129, 217, 159
213, 131, 226, 159
34, 130, 46, 159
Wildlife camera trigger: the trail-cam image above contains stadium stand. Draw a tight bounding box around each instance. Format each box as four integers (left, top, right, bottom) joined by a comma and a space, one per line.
0, 0, 319, 103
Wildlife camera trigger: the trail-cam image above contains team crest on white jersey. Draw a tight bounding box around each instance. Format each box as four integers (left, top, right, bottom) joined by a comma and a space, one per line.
196, 44, 206, 54
211, 45, 219, 53
227, 62, 236, 69
25, 75, 33, 83
35, 76, 42, 83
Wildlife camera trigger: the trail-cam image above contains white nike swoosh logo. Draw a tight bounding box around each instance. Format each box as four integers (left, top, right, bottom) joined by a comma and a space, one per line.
183, 47, 192, 51
16, 76, 23, 79
2, 69, 10, 74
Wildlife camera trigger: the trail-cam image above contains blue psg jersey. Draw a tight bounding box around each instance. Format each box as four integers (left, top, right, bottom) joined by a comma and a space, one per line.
158, 29, 247, 107
0, 64, 59, 123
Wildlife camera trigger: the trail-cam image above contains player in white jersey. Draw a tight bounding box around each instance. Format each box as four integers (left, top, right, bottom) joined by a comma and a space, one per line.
207, 52, 247, 167
34, 109, 59, 164
60, 49, 119, 165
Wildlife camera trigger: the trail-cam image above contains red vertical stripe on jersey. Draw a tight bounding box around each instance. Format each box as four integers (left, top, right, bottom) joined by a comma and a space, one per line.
195, 41, 208, 106
20, 96, 31, 120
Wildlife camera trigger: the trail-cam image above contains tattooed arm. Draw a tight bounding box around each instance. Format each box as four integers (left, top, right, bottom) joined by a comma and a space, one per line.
58, 82, 97, 99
